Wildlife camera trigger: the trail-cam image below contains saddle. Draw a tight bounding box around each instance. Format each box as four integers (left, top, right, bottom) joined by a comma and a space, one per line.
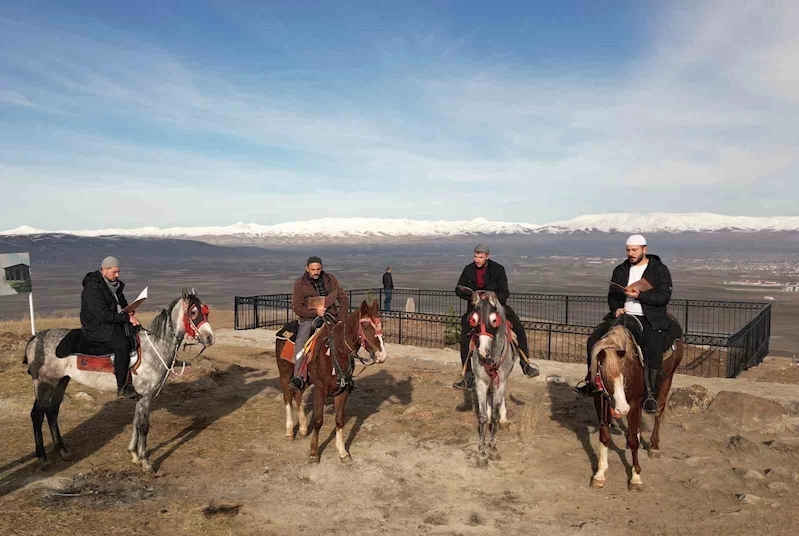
610, 313, 683, 355
55, 328, 142, 374
276, 320, 325, 366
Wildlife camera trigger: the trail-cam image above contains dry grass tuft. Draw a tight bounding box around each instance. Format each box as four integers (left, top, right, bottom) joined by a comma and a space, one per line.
518, 396, 548, 448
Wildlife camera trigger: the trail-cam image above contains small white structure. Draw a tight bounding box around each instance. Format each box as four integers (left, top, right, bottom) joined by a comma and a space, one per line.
784, 283, 799, 292
405, 297, 416, 313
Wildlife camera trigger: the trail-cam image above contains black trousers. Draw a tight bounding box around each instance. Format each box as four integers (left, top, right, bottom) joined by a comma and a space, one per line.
586, 315, 665, 372
460, 305, 529, 369
109, 324, 132, 389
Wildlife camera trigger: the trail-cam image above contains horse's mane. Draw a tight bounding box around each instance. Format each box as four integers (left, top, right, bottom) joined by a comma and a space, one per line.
148, 298, 181, 338
590, 325, 635, 380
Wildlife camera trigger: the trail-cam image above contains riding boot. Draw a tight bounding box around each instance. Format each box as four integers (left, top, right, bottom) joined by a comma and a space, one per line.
519, 358, 540, 378
290, 352, 306, 392
573, 373, 597, 397
113, 350, 138, 399
643, 369, 662, 414
452, 371, 474, 391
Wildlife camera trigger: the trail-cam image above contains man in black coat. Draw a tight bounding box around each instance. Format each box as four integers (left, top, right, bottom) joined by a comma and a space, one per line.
80, 256, 140, 398
574, 235, 673, 413
382, 267, 394, 311
453, 244, 539, 390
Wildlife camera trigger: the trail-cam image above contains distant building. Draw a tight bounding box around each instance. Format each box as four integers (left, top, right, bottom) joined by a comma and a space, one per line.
785, 283, 799, 292
4, 263, 30, 281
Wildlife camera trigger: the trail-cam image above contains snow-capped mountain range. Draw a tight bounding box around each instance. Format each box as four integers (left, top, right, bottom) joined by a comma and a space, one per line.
3, 213, 799, 240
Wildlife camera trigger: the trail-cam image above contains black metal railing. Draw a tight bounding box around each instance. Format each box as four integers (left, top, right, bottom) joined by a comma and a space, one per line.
234, 288, 771, 379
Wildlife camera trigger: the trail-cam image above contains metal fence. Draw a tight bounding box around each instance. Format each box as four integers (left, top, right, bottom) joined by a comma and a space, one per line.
234, 288, 771, 378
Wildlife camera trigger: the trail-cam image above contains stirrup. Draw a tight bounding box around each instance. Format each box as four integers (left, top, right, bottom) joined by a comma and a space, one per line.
520, 361, 540, 378
572, 380, 595, 397
643, 395, 658, 414
289, 376, 305, 392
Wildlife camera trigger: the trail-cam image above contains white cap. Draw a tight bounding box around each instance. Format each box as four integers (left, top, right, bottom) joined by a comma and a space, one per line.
626, 234, 647, 246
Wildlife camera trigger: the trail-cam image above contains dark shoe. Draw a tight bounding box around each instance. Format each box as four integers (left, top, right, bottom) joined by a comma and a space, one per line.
520, 360, 540, 378
117, 383, 140, 399
289, 376, 305, 392
643, 369, 662, 414
452, 372, 474, 391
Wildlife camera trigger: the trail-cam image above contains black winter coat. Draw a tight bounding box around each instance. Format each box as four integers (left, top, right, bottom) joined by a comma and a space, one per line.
80, 271, 130, 342
608, 255, 673, 330
455, 259, 510, 305
382, 272, 394, 289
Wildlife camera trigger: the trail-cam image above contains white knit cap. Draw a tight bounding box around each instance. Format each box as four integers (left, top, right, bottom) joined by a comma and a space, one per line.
626, 234, 647, 246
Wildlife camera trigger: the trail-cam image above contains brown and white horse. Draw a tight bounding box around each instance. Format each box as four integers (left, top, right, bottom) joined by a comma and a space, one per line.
589, 318, 683, 490
276, 300, 387, 463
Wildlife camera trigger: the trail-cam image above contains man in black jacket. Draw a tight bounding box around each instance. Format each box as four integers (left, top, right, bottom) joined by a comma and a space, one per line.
80, 256, 140, 399
453, 244, 539, 390
574, 235, 673, 413
382, 267, 394, 311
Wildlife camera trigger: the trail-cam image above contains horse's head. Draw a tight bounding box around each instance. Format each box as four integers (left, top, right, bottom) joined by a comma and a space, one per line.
459, 287, 507, 364
176, 287, 215, 347
357, 299, 387, 363
590, 326, 634, 418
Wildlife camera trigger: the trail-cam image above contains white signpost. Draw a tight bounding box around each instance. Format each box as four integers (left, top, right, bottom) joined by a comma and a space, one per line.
0, 252, 35, 335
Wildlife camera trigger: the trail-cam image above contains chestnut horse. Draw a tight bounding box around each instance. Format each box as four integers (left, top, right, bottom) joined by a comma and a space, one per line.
276, 300, 387, 463
589, 316, 683, 490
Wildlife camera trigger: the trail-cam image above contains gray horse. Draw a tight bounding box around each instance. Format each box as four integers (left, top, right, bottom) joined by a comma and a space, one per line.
460, 287, 517, 467
24, 288, 214, 471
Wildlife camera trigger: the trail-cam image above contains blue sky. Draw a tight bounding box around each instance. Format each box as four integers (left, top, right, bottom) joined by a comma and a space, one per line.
1, 1, 796, 229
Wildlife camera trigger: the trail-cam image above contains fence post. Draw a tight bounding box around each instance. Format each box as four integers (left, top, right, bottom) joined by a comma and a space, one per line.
564, 295, 570, 325
234, 297, 239, 330
379, 289, 383, 310
398, 312, 403, 345
547, 323, 553, 360
684, 300, 690, 333
253, 298, 259, 329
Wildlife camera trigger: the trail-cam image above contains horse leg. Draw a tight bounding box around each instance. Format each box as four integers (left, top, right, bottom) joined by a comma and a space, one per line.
45, 377, 71, 461
475, 378, 490, 468
498, 393, 510, 428
297, 389, 309, 437
283, 385, 295, 439
309, 386, 324, 464
127, 401, 141, 464
136, 396, 154, 472
649, 367, 674, 458
489, 381, 507, 460
334, 391, 351, 462
31, 381, 53, 465
591, 398, 611, 488
627, 404, 643, 491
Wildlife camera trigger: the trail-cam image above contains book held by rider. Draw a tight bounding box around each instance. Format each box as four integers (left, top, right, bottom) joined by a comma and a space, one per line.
608, 279, 653, 293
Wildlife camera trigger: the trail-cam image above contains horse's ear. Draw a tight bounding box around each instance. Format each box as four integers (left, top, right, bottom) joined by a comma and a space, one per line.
370, 299, 379, 314
360, 300, 369, 316
191, 287, 197, 296
182, 288, 189, 299
487, 293, 497, 307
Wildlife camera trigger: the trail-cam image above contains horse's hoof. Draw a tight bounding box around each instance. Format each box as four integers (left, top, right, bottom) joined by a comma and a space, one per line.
35, 458, 52, 471
488, 451, 502, 461
648, 449, 661, 459
141, 460, 154, 473
590, 477, 605, 489
629, 481, 643, 492
340, 454, 352, 464
309, 455, 320, 465
476, 456, 489, 468
58, 449, 72, 462
130, 453, 140, 465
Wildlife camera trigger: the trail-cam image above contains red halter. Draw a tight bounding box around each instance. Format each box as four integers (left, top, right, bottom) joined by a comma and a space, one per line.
182, 299, 210, 339
357, 317, 383, 351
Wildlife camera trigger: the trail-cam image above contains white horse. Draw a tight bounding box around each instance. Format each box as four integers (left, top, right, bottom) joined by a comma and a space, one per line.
459, 287, 517, 467
24, 288, 214, 471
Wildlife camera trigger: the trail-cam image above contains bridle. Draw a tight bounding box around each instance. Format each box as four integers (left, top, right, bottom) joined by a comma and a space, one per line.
594, 331, 632, 424
344, 315, 384, 367
468, 294, 511, 384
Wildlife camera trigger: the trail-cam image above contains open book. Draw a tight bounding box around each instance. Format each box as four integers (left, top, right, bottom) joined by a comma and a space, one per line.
306, 296, 326, 310
122, 287, 148, 314
608, 278, 653, 293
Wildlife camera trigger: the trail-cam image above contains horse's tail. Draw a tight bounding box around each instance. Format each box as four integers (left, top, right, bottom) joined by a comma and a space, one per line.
22, 335, 36, 364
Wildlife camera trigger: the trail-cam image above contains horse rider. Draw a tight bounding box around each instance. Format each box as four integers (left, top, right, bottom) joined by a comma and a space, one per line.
80, 256, 141, 399
453, 244, 540, 390
574, 234, 673, 414
289, 256, 349, 392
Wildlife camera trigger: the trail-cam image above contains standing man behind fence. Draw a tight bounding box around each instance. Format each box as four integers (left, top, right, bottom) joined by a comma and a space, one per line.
382, 267, 394, 311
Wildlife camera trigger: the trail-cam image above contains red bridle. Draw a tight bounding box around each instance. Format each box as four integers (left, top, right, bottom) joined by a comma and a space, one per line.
357, 316, 383, 351
182, 299, 210, 339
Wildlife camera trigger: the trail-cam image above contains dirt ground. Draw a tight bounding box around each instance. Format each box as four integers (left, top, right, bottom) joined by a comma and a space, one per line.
1, 315, 798, 536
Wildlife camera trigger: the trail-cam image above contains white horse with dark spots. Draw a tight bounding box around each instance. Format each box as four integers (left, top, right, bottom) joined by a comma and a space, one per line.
459, 287, 517, 468
24, 288, 215, 471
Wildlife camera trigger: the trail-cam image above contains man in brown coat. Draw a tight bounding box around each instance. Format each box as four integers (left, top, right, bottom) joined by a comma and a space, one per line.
289, 256, 349, 391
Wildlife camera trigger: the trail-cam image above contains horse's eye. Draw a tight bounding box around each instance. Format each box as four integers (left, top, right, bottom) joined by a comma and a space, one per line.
190, 307, 199, 319
488, 312, 500, 328
469, 312, 480, 327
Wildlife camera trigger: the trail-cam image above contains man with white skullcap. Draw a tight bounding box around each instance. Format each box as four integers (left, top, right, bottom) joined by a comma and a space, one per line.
80, 256, 141, 398
574, 235, 673, 413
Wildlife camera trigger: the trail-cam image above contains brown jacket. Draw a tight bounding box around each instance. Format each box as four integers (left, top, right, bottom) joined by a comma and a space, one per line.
291, 272, 349, 321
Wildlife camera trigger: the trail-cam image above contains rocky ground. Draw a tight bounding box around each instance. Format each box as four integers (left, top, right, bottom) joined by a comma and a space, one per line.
1, 322, 798, 536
